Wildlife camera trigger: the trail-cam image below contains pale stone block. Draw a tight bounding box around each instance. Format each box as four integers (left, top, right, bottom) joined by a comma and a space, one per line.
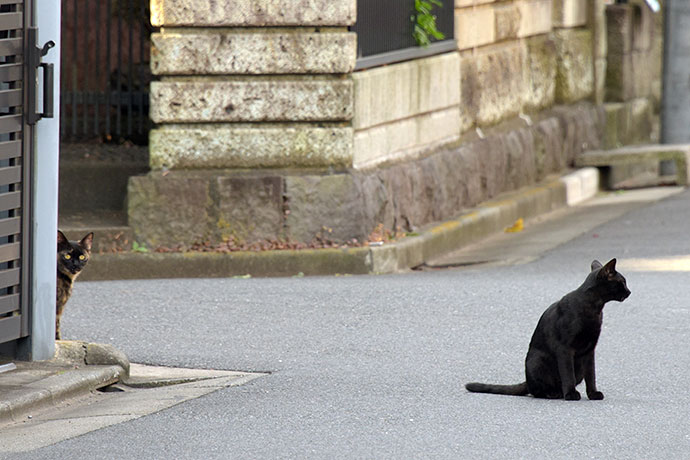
416, 107, 461, 145
354, 120, 418, 169
387, 119, 419, 154
151, 31, 356, 75
461, 43, 525, 126
353, 128, 383, 169
353, 53, 460, 130
417, 53, 461, 113
553, 29, 594, 103
149, 125, 354, 169
517, 0, 553, 38
494, 3, 521, 41
353, 108, 460, 169
150, 78, 353, 123
353, 62, 418, 129
455, 5, 495, 50
150, 0, 356, 27
523, 35, 556, 111
553, 0, 588, 28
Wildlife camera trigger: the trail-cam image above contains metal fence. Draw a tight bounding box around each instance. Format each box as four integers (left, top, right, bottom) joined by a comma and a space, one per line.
60, 0, 152, 144
351, 0, 455, 70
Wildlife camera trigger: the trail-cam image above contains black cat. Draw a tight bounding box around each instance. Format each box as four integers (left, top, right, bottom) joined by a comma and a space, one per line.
56, 230, 93, 340
465, 258, 630, 400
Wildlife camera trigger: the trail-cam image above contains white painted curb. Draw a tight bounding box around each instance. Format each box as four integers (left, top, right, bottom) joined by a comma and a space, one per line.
560, 167, 600, 206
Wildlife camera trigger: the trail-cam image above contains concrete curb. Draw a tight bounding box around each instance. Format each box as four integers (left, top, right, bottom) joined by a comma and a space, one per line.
0, 341, 129, 425
80, 168, 600, 280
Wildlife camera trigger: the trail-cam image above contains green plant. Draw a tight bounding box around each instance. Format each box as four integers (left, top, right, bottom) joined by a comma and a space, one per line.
132, 241, 149, 253
412, 0, 446, 47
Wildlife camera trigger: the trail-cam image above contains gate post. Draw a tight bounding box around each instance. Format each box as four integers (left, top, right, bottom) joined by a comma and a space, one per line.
17, 0, 61, 360
661, 0, 690, 143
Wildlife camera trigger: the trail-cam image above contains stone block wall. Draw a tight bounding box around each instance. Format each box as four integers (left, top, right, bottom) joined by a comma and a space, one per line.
356, 0, 597, 170
454, 0, 592, 126
131, 0, 662, 248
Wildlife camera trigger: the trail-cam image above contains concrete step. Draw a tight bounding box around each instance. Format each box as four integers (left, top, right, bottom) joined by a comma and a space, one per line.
575, 144, 690, 189
59, 142, 148, 215
58, 211, 133, 253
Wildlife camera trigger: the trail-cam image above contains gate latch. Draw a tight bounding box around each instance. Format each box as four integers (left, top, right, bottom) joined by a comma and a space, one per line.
26, 27, 55, 125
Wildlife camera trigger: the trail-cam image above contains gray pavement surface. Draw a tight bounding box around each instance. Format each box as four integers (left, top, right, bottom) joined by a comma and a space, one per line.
3, 188, 690, 459
426, 187, 683, 268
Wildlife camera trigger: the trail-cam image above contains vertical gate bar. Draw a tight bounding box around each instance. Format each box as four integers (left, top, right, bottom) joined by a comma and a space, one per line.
127, 0, 133, 137
20, 0, 35, 339
116, 1, 122, 137
94, 0, 100, 136
138, 0, 145, 135
71, 0, 77, 137
82, 0, 89, 136
59, 1, 65, 139
8, 0, 18, 331
105, 0, 111, 137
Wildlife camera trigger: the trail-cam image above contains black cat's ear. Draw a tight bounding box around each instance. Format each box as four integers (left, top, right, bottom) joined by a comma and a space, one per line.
57, 230, 69, 249
80, 232, 94, 252
603, 258, 617, 272
591, 260, 602, 271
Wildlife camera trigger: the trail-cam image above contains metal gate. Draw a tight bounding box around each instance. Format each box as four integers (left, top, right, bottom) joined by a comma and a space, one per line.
0, 0, 52, 345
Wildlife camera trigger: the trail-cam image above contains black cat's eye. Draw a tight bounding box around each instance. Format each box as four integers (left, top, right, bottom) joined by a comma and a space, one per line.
78, 255, 85, 260
64, 254, 71, 260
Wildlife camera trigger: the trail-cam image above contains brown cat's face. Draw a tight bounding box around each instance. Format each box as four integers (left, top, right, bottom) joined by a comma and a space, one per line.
57, 231, 93, 276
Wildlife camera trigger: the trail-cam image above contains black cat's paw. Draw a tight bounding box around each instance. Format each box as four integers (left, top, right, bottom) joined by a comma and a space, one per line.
564, 390, 581, 401
588, 391, 604, 400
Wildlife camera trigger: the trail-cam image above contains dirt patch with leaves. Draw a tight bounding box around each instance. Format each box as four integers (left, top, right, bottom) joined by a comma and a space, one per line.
100, 224, 411, 254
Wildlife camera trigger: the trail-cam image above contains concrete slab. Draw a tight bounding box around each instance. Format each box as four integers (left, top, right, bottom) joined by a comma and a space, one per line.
0, 363, 266, 454
576, 144, 690, 185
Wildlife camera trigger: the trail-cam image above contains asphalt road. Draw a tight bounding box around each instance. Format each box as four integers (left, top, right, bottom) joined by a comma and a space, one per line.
5, 188, 690, 459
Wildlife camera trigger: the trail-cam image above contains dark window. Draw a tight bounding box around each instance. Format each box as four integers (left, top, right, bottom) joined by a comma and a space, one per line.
351, 0, 455, 70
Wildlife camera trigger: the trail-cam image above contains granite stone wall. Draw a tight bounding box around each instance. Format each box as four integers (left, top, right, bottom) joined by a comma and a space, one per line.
129, 1, 661, 247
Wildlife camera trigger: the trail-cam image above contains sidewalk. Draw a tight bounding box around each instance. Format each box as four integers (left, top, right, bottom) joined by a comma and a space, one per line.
0, 341, 129, 426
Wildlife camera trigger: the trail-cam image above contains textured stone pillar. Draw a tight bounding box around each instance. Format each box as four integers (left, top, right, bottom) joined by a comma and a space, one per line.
131, 0, 358, 247
148, 0, 357, 170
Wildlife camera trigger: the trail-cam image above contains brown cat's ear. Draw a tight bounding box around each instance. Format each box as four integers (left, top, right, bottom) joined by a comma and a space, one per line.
57, 230, 69, 250
591, 260, 603, 271
80, 232, 94, 252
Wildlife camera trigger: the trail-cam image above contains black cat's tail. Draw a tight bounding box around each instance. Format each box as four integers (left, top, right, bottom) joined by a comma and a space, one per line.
465, 381, 529, 396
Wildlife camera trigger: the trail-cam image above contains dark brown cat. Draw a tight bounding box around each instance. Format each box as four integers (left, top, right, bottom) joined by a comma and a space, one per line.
466, 258, 630, 400
56, 230, 93, 340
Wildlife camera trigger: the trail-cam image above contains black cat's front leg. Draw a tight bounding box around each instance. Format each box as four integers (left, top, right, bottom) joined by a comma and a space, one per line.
584, 352, 604, 400
557, 353, 580, 400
